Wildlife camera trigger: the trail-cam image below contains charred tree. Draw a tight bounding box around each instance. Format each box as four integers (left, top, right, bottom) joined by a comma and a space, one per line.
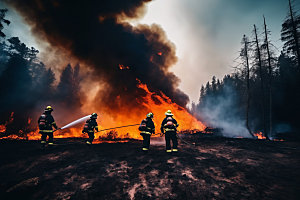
241, 35, 254, 138
253, 25, 267, 137
263, 16, 273, 140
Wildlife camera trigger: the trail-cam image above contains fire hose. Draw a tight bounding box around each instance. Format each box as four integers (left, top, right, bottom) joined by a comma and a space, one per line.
96, 124, 140, 132
53, 128, 61, 132
98, 125, 197, 147
159, 132, 196, 146
176, 135, 196, 146
97, 125, 193, 146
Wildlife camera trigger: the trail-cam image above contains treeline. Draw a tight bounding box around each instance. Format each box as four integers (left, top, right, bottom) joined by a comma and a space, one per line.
0, 9, 82, 136
192, 0, 300, 138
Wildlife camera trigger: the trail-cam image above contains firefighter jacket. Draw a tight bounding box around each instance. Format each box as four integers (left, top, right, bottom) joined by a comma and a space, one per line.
139, 118, 155, 135
38, 112, 58, 132
161, 117, 179, 133
83, 119, 99, 133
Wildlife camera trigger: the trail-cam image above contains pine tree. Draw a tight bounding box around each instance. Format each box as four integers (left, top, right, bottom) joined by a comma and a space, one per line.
0, 8, 10, 38
211, 76, 217, 93
56, 64, 82, 109
281, 0, 300, 68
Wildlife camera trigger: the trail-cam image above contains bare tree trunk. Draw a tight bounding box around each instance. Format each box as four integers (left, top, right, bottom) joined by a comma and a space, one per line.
254, 24, 267, 138
289, 0, 300, 69
263, 16, 272, 140
243, 35, 254, 138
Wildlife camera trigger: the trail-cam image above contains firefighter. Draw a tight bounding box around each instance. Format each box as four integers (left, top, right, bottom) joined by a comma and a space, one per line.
139, 112, 155, 152
82, 113, 99, 145
161, 110, 179, 153
38, 106, 59, 146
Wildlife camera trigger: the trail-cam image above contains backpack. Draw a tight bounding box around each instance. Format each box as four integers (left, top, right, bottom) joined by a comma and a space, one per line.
38, 114, 47, 130
139, 119, 148, 131
165, 117, 175, 128
83, 119, 92, 131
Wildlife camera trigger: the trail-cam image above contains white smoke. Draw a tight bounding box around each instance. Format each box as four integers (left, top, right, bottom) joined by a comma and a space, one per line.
198, 85, 252, 138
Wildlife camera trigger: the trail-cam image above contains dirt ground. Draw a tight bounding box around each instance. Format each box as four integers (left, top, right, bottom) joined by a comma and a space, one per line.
0, 135, 299, 200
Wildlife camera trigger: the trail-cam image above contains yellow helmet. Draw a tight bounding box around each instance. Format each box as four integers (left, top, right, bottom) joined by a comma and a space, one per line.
45, 106, 53, 111
146, 112, 154, 118
91, 113, 98, 119
165, 110, 173, 116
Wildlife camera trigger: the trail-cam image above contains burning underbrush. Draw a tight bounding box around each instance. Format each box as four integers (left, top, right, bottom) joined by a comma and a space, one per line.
0, 82, 206, 142
0, 81, 287, 143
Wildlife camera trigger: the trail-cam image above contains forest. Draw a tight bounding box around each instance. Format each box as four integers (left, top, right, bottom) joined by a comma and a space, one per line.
192, 0, 300, 139
0, 0, 300, 140
0, 2, 299, 199
0, 8, 82, 136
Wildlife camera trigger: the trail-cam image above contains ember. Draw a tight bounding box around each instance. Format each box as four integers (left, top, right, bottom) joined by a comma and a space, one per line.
118, 64, 130, 70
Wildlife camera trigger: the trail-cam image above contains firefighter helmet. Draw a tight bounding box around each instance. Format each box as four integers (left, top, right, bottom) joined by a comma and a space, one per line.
45, 106, 53, 112
146, 112, 154, 118
165, 110, 173, 116
91, 113, 98, 119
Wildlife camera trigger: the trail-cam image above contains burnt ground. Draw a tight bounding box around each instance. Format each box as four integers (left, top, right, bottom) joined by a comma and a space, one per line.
0, 135, 299, 200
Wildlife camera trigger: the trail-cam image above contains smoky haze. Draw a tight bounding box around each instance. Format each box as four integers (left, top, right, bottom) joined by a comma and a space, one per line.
198, 85, 252, 138
5, 0, 189, 115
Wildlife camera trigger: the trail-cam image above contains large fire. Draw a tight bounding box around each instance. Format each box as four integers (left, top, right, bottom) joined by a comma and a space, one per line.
0, 82, 206, 142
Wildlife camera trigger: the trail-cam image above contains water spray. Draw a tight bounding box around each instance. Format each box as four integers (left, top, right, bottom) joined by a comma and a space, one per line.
54, 115, 139, 133
54, 115, 92, 131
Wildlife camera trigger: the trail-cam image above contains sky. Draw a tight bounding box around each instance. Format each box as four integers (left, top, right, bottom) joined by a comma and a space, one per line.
135, 0, 297, 105
0, 0, 298, 105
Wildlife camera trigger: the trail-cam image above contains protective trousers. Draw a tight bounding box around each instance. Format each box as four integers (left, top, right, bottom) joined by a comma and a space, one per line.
165, 131, 178, 152
41, 131, 53, 143
142, 134, 151, 151
87, 131, 95, 143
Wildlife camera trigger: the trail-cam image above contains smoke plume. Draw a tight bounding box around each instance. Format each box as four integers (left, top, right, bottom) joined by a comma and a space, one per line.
5, 0, 189, 115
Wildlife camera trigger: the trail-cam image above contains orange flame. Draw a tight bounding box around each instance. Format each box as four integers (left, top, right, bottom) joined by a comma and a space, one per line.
0, 124, 5, 133
2, 82, 206, 142
28, 118, 32, 125
9, 112, 14, 122
0, 112, 14, 133
136, 81, 205, 132
254, 132, 266, 140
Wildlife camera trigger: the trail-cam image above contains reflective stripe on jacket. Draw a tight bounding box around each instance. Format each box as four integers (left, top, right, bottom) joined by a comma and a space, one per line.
140, 131, 152, 135
39, 130, 54, 133
140, 118, 155, 135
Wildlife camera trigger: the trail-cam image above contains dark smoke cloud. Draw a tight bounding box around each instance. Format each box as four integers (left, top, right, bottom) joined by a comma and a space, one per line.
5, 0, 189, 113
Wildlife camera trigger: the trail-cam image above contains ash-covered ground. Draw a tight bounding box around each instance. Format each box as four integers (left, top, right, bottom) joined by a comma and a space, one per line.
0, 134, 299, 200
